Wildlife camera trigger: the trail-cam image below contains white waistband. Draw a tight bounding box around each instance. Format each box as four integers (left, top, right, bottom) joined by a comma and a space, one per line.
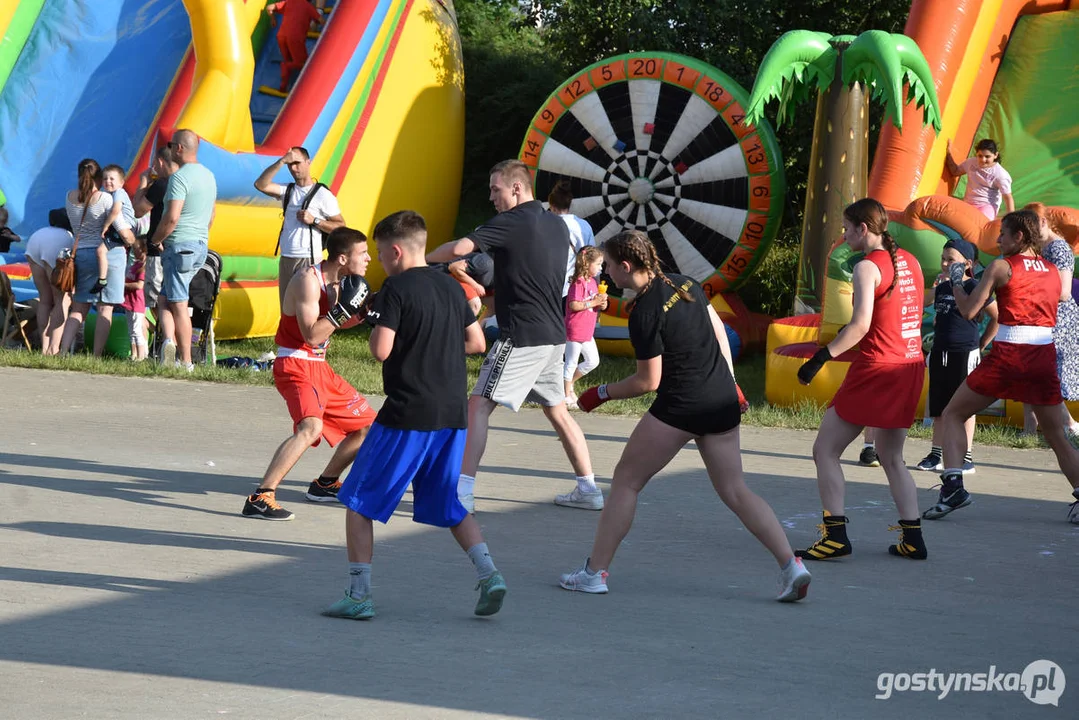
995, 325, 1054, 345
276, 347, 326, 361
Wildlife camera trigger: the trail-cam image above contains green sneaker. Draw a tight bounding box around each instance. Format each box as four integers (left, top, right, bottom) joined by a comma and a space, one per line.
474, 571, 507, 616
321, 593, 374, 620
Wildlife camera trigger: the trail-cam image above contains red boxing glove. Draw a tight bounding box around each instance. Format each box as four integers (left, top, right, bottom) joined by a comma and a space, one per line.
736, 383, 749, 414
577, 384, 610, 413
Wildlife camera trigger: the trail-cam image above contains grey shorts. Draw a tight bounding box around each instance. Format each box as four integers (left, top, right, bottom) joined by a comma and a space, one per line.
472, 338, 566, 412
279, 256, 313, 306
144, 255, 163, 310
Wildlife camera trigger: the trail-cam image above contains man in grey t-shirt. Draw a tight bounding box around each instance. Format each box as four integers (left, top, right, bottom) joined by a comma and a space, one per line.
150, 128, 218, 369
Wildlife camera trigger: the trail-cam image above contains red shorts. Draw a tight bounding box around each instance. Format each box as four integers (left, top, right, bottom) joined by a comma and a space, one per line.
965, 341, 1062, 406
273, 356, 376, 447
458, 279, 480, 302
830, 360, 925, 429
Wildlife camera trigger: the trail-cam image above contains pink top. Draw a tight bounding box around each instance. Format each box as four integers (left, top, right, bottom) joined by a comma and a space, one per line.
123, 259, 146, 313
959, 158, 1012, 212
565, 277, 599, 343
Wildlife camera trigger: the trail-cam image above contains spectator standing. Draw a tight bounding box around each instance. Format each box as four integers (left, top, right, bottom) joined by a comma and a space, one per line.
427, 160, 599, 512
23, 211, 74, 354
150, 129, 218, 370
133, 146, 179, 334
123, 238, 149, 361
254, 146, 345, 306
547, 180, 595, 301
59, 159, 128, 356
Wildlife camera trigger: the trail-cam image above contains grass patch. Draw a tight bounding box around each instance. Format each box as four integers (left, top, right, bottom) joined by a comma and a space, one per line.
0, 335, 1051, 451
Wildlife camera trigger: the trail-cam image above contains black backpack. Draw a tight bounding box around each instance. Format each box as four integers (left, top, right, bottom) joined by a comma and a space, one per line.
275, 182, 328, 262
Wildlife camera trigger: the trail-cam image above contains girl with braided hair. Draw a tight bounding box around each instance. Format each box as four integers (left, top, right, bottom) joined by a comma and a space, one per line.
796, 198, 928, 561
560, 230, 812, 603
923, 210, 1079, 523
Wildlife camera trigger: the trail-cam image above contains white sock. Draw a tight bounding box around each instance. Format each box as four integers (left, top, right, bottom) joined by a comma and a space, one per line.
863, 442, 874, 449
458, 474, 475, 496
576, 474, 597, 493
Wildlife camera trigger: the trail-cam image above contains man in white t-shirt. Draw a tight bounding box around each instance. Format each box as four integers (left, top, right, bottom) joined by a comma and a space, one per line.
547, 182, 595, 299
255, 146, 346, 305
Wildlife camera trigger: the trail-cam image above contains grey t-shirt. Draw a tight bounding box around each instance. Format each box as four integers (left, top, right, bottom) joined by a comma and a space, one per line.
65, 191, 114, 250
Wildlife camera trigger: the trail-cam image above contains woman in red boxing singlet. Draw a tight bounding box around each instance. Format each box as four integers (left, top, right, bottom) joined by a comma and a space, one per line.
796, 198, 928, 561
923, 210, 1079, 523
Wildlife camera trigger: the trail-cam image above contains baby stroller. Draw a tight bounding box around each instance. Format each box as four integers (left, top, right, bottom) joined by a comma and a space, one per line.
189, 249, 222, 365
151, 249, 223, 365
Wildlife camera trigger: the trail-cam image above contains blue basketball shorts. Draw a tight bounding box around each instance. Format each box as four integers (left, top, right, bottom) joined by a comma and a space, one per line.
337, 423, 468, 527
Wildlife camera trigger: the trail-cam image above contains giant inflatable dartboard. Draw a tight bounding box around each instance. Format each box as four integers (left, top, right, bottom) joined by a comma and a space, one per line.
520, 52, 786, 314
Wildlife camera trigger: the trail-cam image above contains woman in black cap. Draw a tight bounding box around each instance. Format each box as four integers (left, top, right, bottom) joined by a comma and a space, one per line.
915, 238, 998, 474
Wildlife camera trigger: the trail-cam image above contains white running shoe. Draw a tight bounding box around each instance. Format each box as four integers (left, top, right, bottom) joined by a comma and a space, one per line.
1069, 491, 1079, 525
559, 560, 609, 593
776, 557, 811, 602
554, 487, 604, 510
458, 492, 475, 514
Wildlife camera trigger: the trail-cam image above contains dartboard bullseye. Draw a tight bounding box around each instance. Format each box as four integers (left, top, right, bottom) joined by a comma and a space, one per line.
520, 52, 787, 317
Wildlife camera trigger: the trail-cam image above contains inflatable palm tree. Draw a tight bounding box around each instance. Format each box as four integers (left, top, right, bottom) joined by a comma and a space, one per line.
745, 30, 941, 314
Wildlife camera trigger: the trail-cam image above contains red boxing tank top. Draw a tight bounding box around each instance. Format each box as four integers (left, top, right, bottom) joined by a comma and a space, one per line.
859, 247, 925, 364
275, 265, 331, 356
996, 254, 1060, 327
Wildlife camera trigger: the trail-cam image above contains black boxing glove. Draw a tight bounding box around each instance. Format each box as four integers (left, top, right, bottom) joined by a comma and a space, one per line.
797, 346, 833, 385
327, 275, 371, 328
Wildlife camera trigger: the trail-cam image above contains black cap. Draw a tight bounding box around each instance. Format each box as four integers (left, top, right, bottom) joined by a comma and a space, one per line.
943, 238, 977, 261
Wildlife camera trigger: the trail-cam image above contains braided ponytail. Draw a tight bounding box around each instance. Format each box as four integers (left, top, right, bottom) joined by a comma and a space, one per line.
606, 230, 695, 308
881, 230, 899, 295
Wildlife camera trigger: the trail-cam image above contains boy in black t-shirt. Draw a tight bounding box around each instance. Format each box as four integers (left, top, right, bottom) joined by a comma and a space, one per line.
916, 239, 998, 474
325, 211, 507, 620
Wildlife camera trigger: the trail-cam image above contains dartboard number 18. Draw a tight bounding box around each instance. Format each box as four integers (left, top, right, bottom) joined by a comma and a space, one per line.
520, 52, 787, 317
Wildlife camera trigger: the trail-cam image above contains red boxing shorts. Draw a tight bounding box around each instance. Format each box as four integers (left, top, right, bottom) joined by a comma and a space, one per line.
273, 356, 376, 447
830, 360, 925, 429
965, 341, 1062, 406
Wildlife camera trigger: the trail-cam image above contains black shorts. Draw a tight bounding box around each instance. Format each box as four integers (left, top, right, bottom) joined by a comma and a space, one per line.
648, 399, 741, 436
928, 348, 980, 417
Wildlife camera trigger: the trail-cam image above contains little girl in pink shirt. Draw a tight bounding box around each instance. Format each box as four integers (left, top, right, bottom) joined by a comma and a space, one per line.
946, 138, 1014, 221
564, 246, 607, 408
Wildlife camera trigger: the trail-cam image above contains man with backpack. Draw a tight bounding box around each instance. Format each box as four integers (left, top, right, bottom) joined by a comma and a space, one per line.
255, 147, 346, 305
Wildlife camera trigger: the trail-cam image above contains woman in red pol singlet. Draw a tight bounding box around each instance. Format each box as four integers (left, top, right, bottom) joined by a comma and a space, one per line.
923, 210, 1079, 523
796, 198, 928, 561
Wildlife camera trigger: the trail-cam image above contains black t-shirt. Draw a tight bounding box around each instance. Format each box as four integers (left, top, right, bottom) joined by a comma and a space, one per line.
430, 252, 495, 289
628, 274, 736, 418
933, 278, 984, 352
469, 200, 568, 347
145, 178, 169, 257
368, 266, 475, 430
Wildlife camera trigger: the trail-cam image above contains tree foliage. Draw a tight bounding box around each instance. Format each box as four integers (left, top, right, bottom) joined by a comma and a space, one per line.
454, 0, 916, 313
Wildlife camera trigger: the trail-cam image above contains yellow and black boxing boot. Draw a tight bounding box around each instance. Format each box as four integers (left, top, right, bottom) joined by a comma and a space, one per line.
888, 519, 928, 560
795, 511, 851, 561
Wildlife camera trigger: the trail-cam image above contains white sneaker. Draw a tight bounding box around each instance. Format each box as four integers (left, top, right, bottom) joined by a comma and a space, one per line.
554, 486, 604, 510
776, 557, 811, 602
1069, 492, 1079, 524
559, 559, 609, 593
459, 492, 475, 514
161, 340, 176, 366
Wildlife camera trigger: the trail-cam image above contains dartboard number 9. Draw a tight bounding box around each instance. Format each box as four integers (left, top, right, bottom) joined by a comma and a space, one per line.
520, 52, 786, 318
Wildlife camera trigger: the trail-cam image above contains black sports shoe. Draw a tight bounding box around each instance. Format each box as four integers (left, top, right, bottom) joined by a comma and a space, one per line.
888, 519, 928, 559
306, 478, 342, 503
795, 512, 852, 561
922, 485, 972, 520
242, 491, 295, 520
858, 446, 880, 467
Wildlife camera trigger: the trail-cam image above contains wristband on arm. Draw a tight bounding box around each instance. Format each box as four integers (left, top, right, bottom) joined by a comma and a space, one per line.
577, 384, 610, 413
797, 347, 833, 385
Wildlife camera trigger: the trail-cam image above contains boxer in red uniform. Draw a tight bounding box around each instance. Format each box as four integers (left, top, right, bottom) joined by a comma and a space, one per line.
796, 198, 928, 560
924, 210, 1079, 522
241, 227, 377, 521
267, 0, 324, 93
